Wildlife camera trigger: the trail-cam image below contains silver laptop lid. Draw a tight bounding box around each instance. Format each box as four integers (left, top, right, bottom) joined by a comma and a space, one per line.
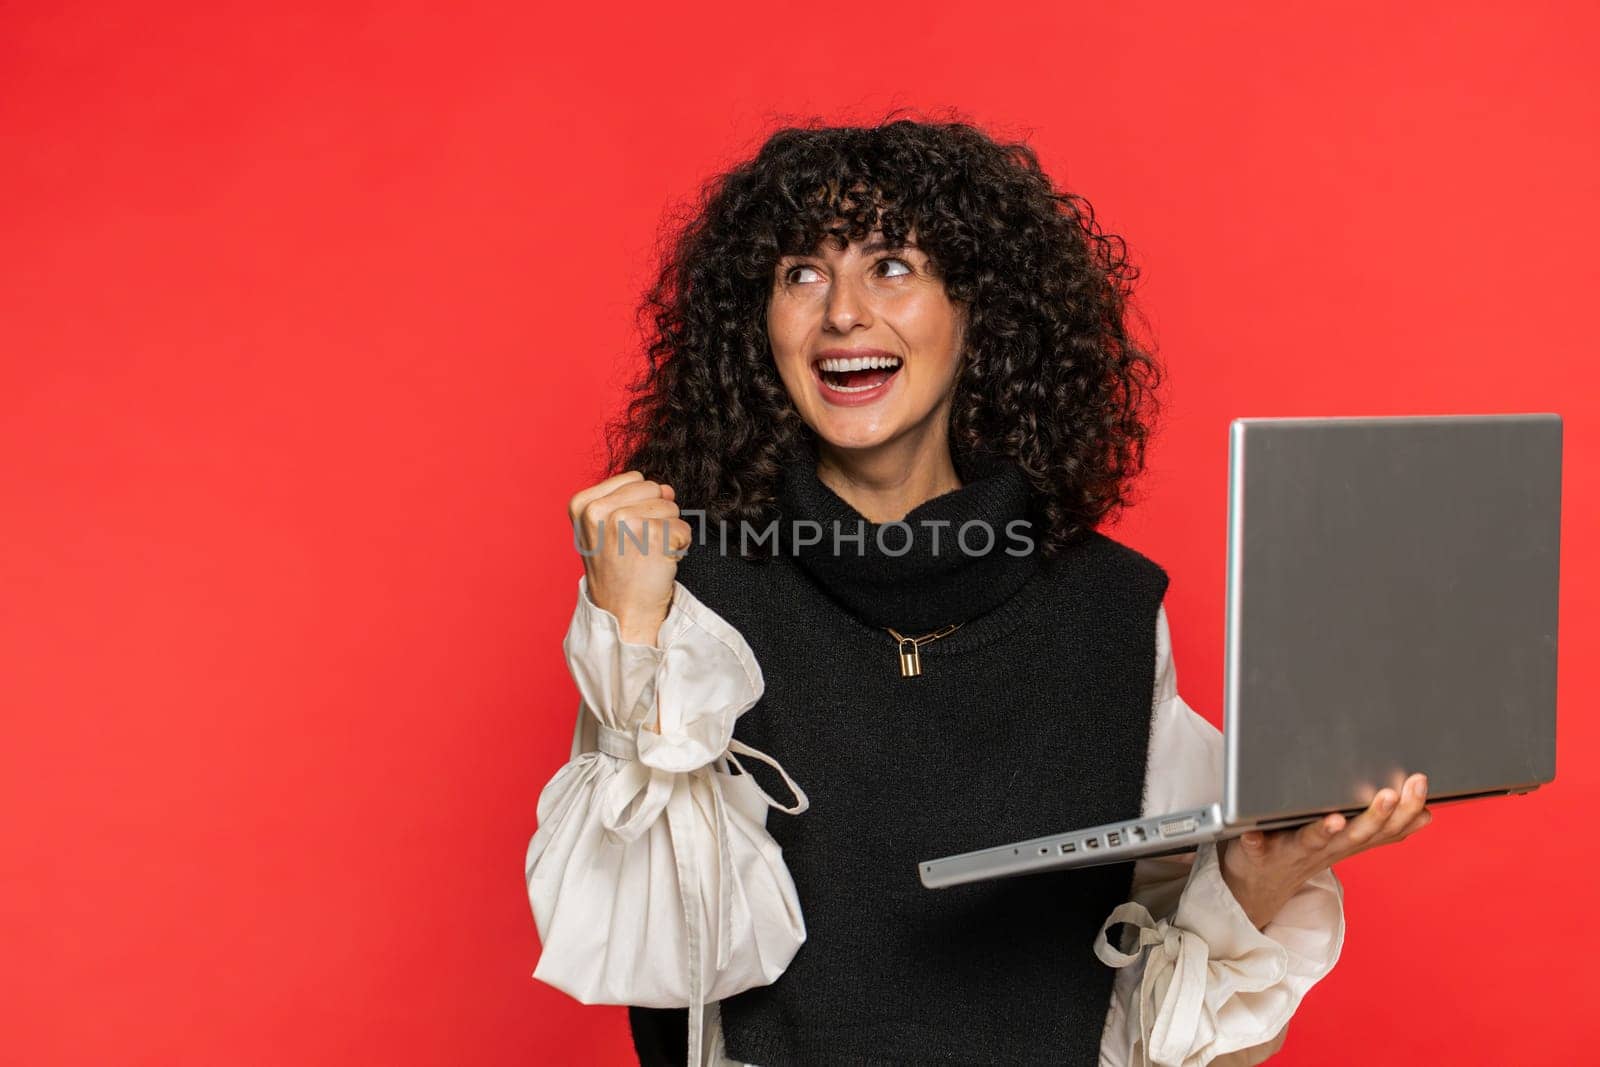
1224, 414, 1561, 826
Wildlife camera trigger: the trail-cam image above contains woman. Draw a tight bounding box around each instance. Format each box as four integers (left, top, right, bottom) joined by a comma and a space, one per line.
530, 116, 1432, 1066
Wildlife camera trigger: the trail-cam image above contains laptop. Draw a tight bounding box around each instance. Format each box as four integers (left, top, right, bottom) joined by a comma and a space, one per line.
919, 413, 1562, 889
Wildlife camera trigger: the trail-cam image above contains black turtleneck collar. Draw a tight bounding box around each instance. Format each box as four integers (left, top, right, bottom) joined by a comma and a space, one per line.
774, 438, 1042, 632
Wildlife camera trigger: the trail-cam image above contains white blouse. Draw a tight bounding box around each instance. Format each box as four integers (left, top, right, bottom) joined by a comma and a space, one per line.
534, 576, 1346, 1067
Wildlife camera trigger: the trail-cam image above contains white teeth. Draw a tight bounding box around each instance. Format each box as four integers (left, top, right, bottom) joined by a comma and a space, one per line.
817, 355, 902, 373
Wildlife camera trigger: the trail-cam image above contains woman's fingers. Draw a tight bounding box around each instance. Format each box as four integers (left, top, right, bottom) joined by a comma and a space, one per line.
1295, 811, 1346, 853
1339, 788, 1401, 849
1250, 774, 1433, 864
567, 470, 645, 524
574, 480, 679, 553
1319, 773, 1430, 859
1378, 774, 1429, 839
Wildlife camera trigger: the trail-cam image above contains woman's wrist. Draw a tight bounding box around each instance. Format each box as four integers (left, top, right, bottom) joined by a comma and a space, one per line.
617, 609, 668, 647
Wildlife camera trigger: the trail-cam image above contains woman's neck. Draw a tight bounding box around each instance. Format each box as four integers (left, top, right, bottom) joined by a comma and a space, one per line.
774, 439, 1041, 631
814, 435, 963, 524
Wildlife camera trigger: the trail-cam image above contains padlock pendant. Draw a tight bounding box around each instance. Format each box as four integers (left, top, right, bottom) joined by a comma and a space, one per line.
898, 637, 921, 677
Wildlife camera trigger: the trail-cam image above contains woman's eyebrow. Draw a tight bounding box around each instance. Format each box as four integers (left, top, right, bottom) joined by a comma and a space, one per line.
779, 237, 919, 262
862, 237, 917, 253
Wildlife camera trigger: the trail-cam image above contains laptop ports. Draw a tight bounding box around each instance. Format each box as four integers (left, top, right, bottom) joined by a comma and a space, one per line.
1159, 817, 1199, 839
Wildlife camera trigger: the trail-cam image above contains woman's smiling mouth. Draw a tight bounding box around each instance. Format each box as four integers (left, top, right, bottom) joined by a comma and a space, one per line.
812, 350, 903, 405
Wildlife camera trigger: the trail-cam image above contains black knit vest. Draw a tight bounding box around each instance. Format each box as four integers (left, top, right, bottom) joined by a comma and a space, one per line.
629, 445, 1169, 1066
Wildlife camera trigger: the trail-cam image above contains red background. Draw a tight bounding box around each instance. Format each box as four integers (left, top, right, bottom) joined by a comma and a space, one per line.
3, 2, 1596, 1063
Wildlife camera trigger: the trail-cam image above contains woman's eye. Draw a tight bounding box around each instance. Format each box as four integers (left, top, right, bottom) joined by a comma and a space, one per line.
878, 257, 912, 277
785, 265, 822, 284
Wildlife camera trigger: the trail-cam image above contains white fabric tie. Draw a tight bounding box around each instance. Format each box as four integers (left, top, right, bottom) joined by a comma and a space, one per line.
1094, 901, 1209, 1067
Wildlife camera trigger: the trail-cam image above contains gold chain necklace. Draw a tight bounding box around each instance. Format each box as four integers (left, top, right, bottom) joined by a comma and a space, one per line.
884, 623, 962, 677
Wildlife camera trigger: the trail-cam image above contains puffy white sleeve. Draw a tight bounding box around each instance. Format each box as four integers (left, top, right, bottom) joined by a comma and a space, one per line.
1095, 602, 1346, 1067
526, 574, 810, 1067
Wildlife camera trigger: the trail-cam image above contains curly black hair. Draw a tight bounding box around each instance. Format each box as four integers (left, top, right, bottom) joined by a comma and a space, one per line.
602, 109, 1163, 560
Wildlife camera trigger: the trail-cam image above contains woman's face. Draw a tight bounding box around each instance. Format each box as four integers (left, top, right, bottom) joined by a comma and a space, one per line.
767, 230, 965, 456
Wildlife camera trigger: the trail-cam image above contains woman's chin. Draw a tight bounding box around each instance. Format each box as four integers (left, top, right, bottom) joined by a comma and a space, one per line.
809, 412, 912, 454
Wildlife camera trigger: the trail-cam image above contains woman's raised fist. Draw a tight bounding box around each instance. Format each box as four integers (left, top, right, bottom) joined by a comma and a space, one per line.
567, 471, 693, 647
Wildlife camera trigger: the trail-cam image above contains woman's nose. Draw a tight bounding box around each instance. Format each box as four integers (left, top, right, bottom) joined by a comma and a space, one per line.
823, 275, 872, 332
